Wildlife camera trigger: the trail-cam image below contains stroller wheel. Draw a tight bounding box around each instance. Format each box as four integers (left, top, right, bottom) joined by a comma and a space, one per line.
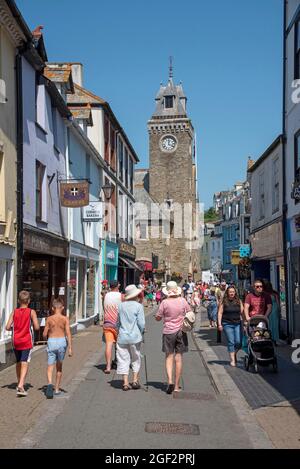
273, 357, 278, 373
244, 355, 250, 371
253, 361, 258, 373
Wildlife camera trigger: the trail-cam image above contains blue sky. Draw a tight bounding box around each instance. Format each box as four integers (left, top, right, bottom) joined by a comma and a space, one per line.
17, 0, 283, 209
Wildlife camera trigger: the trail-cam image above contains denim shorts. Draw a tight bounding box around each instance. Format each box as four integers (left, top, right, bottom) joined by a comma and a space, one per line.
47, 337, 67, 365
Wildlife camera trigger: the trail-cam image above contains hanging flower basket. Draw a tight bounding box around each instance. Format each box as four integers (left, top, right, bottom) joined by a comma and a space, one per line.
171, 272, 183, 281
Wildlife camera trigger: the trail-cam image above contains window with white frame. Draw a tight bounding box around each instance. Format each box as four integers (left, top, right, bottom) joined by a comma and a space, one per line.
0, 149, 5, 222
118, 191, 124, 238
84, 221, 93, 247
36, 160, 47, 222
295, 20, 300, 79
128, 201, 133, 243
36, 82, 46, 130
118, 138, 123, 182
272, 157, 279, 213
124, 148, 129, 188
136, 222, 148, 240
52, 105, 58, 149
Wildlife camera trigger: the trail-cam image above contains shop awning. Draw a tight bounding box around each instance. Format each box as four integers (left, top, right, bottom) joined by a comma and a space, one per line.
119, 256, 143, 271
135, 260, 153, 271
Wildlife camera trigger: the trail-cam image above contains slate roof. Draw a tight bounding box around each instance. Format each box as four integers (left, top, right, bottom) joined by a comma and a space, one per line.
69, 105, 93, 126
44, 64, 74, 93
67, 83, 106, 105
152, 78, 187, 118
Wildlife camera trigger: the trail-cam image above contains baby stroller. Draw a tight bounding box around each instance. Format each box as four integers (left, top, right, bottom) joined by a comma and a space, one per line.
243, 315, 278, 373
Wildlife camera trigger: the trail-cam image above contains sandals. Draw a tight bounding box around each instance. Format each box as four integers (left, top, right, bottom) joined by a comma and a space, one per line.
131, 381, 141, 390
122, 384, 131, 391
166, 384, 175, 394
104, 369, 111, 374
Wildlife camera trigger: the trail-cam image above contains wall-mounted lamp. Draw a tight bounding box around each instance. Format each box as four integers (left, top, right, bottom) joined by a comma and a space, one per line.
100, 182, 115, 201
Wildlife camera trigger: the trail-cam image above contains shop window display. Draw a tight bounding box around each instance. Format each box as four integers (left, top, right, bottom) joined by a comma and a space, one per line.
68, 258, 77, 324
22, 259, 50, 343
86, 260, 96, 318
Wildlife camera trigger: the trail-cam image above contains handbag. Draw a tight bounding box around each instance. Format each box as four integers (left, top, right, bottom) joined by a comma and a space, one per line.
181, 309, 196, 333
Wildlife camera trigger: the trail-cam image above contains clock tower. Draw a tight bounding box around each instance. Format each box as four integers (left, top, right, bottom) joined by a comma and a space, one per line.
147, 62, 200, 281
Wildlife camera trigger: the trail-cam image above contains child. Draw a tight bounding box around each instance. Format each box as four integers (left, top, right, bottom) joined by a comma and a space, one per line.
6, 291, 40, 397
43, 298, 72, 399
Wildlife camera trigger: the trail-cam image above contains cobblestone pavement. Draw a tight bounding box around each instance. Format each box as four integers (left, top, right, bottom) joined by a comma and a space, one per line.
195, 307, 300, 449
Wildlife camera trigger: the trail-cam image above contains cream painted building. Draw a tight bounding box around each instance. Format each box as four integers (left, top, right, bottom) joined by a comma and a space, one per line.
0, 0, 26, 357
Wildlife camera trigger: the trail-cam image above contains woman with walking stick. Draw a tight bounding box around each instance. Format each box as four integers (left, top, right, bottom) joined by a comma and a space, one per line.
116, 285, 145, 391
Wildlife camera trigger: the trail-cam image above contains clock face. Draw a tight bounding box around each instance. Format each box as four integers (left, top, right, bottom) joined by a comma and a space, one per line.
161, 135, 177, 152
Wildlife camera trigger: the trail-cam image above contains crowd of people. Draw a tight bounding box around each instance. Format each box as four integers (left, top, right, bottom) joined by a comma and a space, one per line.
5, 273, 281, 397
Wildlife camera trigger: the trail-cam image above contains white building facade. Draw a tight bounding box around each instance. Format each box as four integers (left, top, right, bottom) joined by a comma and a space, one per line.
284, 0, 300, 339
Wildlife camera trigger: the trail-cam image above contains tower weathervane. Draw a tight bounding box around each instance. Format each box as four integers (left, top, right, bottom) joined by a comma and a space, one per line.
169, 56, 173, 79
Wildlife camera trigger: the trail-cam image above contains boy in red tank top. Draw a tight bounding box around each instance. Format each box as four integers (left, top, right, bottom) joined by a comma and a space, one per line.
6, 291, 39, 397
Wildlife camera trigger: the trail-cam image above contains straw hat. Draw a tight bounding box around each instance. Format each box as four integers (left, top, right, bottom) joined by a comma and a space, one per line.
162, 281, 182, 297
124, 284, 143, 300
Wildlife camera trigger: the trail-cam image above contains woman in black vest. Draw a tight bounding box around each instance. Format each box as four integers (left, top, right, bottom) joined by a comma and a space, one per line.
217, 286, 243, 367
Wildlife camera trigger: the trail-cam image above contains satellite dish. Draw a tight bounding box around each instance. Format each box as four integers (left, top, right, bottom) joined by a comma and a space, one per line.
0, 79, 7, 103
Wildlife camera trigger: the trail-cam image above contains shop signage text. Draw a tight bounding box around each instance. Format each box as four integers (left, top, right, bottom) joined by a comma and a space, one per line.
83, 202, 102, 222
118, 240, 136, 259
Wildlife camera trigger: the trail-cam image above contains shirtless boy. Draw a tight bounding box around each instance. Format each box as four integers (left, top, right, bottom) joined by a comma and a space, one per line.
43, 298, 72, 399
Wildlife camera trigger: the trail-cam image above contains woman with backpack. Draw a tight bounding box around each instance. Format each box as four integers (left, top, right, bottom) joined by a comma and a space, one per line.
155, 281, 192, 394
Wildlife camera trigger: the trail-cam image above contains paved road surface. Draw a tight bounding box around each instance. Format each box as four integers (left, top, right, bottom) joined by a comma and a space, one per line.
29, 309, 255, 449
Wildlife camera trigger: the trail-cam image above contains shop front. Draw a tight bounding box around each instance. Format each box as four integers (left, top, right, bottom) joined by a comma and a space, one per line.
102, 240, 118, 283
22, 226, 68, 343
0, 243, 15, 366
118, 240, 142, 291
287, 215, 300, 339
68, 242, 100, 328
250, 221, 286, 334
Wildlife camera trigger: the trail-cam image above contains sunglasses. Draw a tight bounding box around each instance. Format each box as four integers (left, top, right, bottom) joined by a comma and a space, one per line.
255, 285, 263, 289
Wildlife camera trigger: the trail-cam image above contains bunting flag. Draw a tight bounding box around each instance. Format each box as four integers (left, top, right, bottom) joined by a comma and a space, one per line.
60, 181, 89, 207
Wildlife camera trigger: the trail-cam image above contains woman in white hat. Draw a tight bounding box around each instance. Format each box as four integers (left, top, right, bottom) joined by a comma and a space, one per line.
116, 285, 145, 391
155, 281, 192, 394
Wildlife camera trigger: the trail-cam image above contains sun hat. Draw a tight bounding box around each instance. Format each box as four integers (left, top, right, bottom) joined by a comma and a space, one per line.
162, 281, 182, 297
124, 284, 143, 300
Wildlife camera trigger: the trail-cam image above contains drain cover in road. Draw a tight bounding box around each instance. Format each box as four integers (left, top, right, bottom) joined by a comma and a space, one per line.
173, 392, 215, 400
145, 422, 200, 435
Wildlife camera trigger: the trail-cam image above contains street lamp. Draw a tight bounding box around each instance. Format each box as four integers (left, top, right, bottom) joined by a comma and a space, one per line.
100, 182, 115, 201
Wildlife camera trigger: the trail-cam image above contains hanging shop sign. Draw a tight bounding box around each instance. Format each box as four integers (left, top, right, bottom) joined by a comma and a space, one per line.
102, 240, 119, 266
231, 250, 240, 265
291, 180, 300, 201
239, 244, 251, 258
82, 202, 102, 222
60, 180, 89, 207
